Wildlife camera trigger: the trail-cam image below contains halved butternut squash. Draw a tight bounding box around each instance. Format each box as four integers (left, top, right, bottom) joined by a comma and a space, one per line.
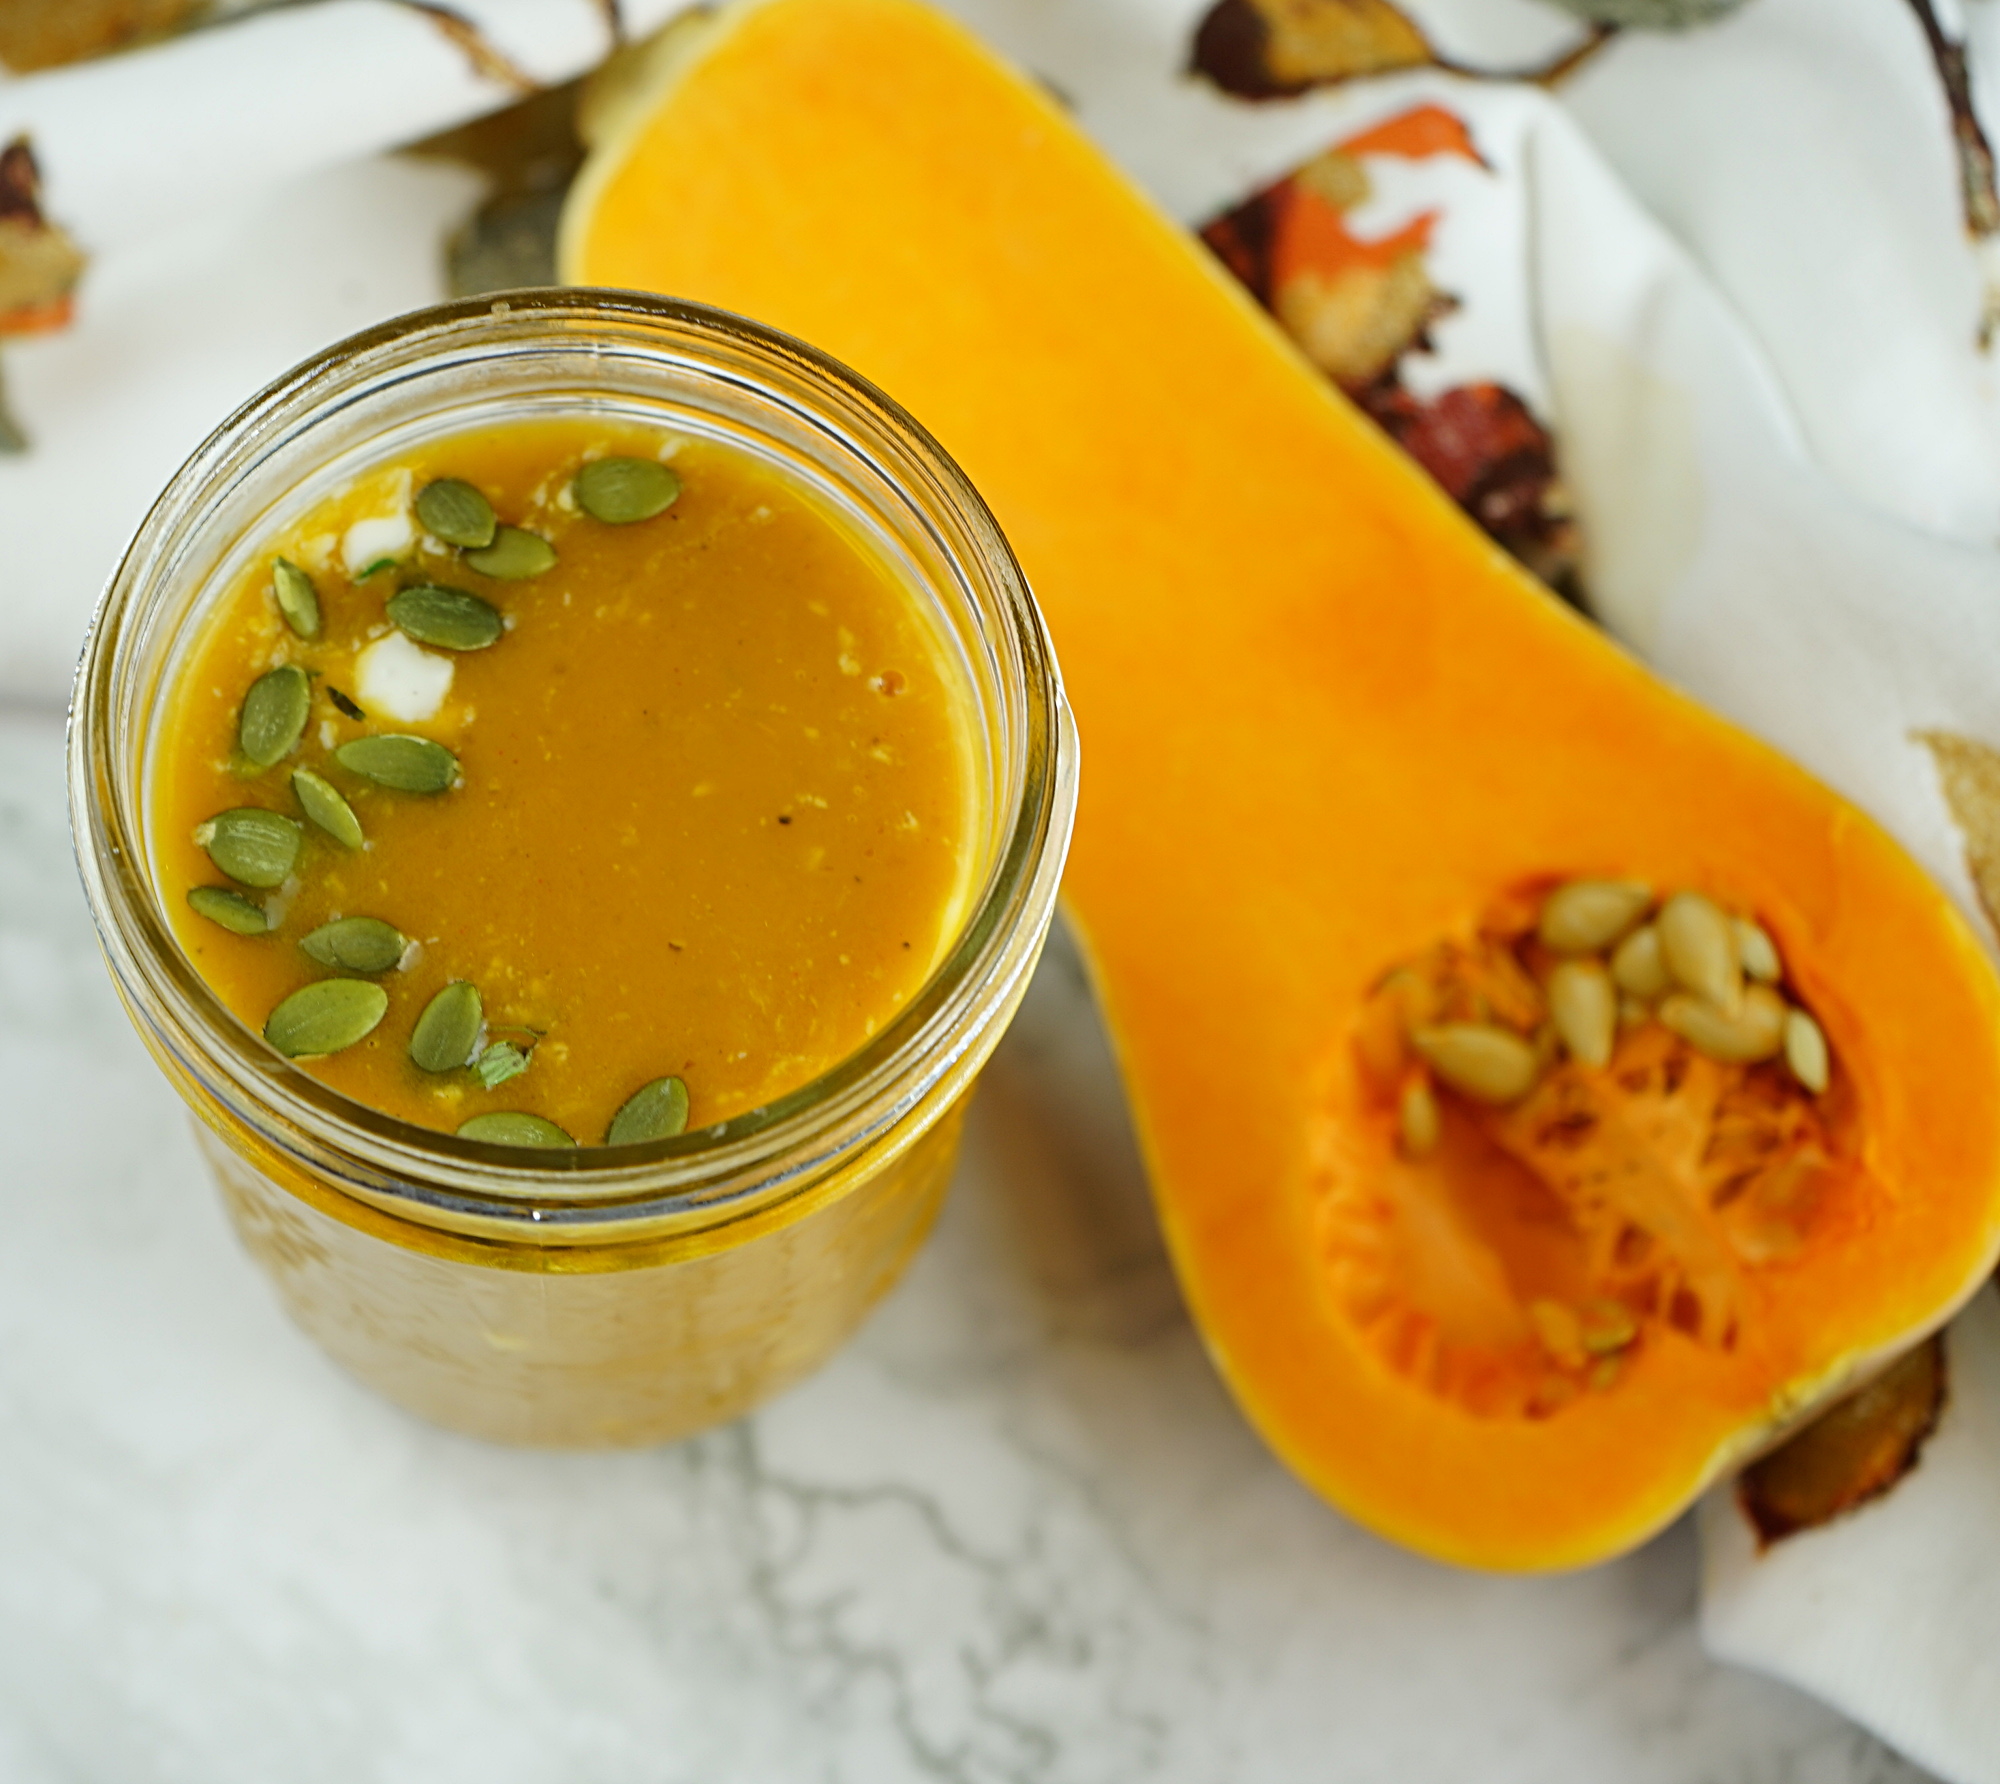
559, 0, 2000, 1568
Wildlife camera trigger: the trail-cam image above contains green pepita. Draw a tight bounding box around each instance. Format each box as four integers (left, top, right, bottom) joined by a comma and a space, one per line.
387, 584, 504, 651
335, 734, 459, 793
457, 1111, 576, 1148
466, 525, 556, 580
238, 664, 312, 768
410, 979, 482, 1073
187, 885, 270, 935
1411, 1023, 1541, 1105
272, 557, 321, 639
575, 457, 681, 524
606, 1075, 691, 1145
415, 477, 497, 548
472, 1040, 531, 1089
265, 978, 388, 1057
299, 916, 406, 974
292, 767, 364, 849
195, 807, 302, 888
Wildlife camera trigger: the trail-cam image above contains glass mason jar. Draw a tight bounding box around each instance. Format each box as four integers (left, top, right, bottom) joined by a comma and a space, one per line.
70, 290, 1077, 1446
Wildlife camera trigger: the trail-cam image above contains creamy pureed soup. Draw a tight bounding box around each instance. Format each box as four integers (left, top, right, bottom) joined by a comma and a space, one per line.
152, 418, 981, 1146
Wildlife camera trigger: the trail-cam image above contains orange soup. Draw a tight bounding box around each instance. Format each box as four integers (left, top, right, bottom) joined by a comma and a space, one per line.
151, 418, 980, 1145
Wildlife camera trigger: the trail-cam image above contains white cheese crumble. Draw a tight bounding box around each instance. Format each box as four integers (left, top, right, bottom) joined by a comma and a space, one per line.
342, 513, 415, 578
355, 631, 453, 722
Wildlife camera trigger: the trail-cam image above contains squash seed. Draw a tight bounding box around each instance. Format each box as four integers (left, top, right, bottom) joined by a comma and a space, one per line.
1658, 983, 1785, 1063
410, 979, 482, 1073
195, 807, 302, 888
1411, 1023, 1541, 1104
1736, 917, 1782, 982
1657, 891, 1741, 1014
1397, 1077, 1440, 1156
1784, 1008, 1830, 1094
387, 584, 504, 652
465, 525, 555, 579
272, 557, 321, 640
238, 664, 311, 768
607, 1075, 691, 1145
299, 916, 406, 974
1578, 1299, 1637, 1355
1547, 958, 1616, 1069
335, 734, 458, 793
292, 767, 363, 849
1610, 923, 1670, 999
265, 978, 388, 1057
187, 885, 270, 935
575, 456, 681, 524
458, 1111, 576, 1147
1537, 878, 1651, 954
415, 477, 496, 548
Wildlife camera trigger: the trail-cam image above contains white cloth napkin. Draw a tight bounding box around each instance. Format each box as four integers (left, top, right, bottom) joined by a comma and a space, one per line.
0, 2, 1995, 1774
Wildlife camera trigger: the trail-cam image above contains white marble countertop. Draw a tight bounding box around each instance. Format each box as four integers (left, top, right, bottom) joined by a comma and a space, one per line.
0, 712, 1933, 1782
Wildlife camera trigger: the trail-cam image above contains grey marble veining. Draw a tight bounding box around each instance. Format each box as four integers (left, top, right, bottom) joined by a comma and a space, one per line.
0, 713, 1933, 1782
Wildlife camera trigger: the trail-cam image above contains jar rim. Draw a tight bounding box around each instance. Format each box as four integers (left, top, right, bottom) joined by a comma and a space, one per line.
70, 289, 1077, 1235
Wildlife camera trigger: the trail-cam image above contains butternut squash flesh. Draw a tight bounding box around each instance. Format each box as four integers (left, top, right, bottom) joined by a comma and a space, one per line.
561, 0, 2000, 1568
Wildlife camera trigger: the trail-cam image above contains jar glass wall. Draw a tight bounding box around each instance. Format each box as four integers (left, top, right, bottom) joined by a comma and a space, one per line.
71, 290, 1077, 1446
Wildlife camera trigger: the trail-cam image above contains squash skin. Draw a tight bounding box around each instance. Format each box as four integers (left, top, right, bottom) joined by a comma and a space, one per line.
561, 0, 2000, 1568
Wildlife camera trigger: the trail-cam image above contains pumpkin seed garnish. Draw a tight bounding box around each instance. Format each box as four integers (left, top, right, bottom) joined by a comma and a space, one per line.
1537, 879, 1652, 954
1658, 891, 1742, 1015
410, 979, 482, 1072
195, 806, 302, 888
300, 916, 406, 974
335, 734, 458, 793
292, 767, 363, 849
1411, 1024, 1541, 1105
457, 1111, 576, 1147
1609, 923, 1670, 999
1784, 1008, 1830, 1094
387, 584, 503, 651
187, 885, 270, 935
272, 557, 320, 640
265, 978, 388, 1057
575, 457, 681, 525
472, 1040, 531, 1089
1547, 958, 1616, 1069
1658, 984, 1785, 1063
466, 525, 556, 580
238, 664, 312, 768
328, 687, 365, 720
415, 477, 497, 548
606, 1075, 691, 1145
356, 556, 399, 580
